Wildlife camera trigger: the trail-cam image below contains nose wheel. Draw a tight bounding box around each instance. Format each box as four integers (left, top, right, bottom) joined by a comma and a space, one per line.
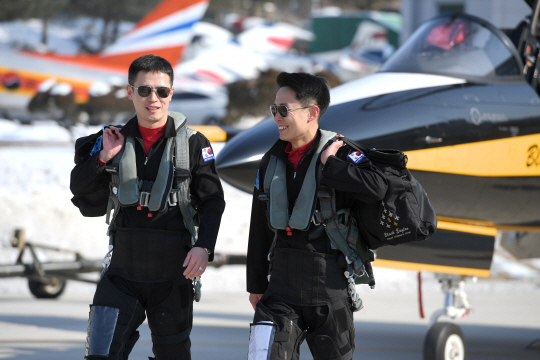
422, 274, 471, 360
423, 322, 465, 360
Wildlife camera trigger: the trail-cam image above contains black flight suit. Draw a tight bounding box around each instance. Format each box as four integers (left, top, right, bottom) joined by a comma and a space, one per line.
71, 115, 225, 360
247, 129, 387, 360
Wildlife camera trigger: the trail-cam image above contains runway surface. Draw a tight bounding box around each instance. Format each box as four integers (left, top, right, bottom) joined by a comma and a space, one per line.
0, 275, 539, 360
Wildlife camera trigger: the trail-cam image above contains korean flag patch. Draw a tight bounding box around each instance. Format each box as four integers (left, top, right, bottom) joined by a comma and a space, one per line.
202, 147, 214, 162
348, 151, 365, 164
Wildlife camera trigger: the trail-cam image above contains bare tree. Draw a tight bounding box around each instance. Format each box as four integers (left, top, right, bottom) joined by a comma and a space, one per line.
0, 0, 69, 48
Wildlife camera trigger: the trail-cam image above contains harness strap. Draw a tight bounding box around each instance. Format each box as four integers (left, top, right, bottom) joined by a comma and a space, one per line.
105, 146, 127, 245
174, 125, 198, 245
288, 129, 336, 230
148, 137, 174, 212
117, 137, 140, 206
266, 156, 289, 230
317, 186, 357, 264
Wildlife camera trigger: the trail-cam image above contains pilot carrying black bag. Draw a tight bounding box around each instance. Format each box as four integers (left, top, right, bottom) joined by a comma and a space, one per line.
341, 138, 437, 250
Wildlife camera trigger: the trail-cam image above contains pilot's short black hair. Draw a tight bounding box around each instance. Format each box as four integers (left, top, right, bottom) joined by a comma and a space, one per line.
276, 72, 331, 121
128, 54, 174, 87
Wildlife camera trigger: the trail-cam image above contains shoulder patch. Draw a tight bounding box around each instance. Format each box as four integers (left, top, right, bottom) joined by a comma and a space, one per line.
202, 146, 214, 162
348, 151, 366, 164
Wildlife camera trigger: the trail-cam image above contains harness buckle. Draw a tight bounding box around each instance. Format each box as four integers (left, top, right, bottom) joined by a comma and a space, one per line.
139, 192, 151, 207
258, 193, 269, 202
174, 169, 191, 179
316, 190, 331, 199
104, 164, 119, 174
168, 192, 178, 207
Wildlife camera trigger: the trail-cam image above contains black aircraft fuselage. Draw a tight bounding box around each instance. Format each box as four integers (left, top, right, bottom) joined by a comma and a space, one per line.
215, 13, 540, 276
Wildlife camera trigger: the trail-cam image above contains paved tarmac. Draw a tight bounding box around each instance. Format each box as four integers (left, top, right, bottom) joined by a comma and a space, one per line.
0, 278, 539, 360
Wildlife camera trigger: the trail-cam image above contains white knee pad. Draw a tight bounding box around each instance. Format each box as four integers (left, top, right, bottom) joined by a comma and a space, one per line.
248, 321, 276, 360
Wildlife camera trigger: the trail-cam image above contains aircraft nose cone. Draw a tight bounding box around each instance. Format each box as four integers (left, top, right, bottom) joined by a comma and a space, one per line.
216, 118, 278, 193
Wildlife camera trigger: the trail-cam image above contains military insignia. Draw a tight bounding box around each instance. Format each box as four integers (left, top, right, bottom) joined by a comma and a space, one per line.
202, 147, 214, 162
348, 151, 365, 164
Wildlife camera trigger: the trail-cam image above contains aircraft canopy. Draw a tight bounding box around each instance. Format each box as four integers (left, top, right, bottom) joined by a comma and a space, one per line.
380, 13, 523, 80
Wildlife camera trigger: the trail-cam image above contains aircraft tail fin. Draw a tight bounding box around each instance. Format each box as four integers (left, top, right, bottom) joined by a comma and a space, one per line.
22, 0, 209, 72
101, 0, 210, 67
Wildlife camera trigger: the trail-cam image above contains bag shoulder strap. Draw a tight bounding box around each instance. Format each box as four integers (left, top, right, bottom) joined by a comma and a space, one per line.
340, 137, 408, 168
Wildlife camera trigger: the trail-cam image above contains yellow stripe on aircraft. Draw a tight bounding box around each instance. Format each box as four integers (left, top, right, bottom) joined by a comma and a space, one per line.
190, 125, 227, 143
437, 220, 497, 236
373, 259, 491, 277
406, 133, 540, 176
438, 215, 540, 232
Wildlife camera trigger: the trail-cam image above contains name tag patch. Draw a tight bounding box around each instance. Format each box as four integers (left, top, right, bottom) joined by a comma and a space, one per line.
348, 151, 365, 164
202, 147, 214, 162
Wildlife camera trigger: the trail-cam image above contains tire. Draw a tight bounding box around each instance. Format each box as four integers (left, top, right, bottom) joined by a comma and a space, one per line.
28, 278, 66, 299
423, 322, 465, 360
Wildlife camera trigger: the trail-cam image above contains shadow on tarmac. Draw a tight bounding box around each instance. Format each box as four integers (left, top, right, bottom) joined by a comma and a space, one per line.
0, 316, 538, 360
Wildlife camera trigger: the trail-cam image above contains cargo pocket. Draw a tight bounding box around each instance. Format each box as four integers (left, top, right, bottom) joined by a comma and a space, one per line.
308, 303, 354, 360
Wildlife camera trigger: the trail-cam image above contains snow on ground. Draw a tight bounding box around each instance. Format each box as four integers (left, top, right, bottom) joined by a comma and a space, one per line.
0, 119, 539, 300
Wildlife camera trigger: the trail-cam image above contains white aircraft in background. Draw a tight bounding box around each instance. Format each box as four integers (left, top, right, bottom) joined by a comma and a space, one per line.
0, 0, 210, 123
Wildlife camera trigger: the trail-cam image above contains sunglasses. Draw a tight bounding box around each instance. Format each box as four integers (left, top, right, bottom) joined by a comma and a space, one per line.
270, 104, 316, 117
130, 85, 172, 98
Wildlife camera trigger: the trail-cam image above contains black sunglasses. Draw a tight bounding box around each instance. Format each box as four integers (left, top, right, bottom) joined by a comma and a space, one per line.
270, 104, 316, 117
130, 85, 172, 98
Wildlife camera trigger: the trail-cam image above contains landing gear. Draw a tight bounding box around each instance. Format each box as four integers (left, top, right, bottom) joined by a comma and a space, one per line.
424, 322, 465, 360
423, 274, 472, 360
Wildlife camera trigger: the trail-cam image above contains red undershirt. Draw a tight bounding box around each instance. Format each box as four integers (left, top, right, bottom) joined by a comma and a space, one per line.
285, 139, 315, 171
138, 123, 166, 156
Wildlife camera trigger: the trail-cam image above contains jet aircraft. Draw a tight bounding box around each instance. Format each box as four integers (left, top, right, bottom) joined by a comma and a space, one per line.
215, 2, 540, 359
0, 0, 210, 122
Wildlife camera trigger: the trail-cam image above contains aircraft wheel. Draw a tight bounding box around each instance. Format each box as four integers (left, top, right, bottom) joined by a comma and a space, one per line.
28, 278, 66, 299
423, 322, 465, 360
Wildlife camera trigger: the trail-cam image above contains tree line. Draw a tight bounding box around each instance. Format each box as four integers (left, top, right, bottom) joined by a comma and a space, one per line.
0, 0, 397, 51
